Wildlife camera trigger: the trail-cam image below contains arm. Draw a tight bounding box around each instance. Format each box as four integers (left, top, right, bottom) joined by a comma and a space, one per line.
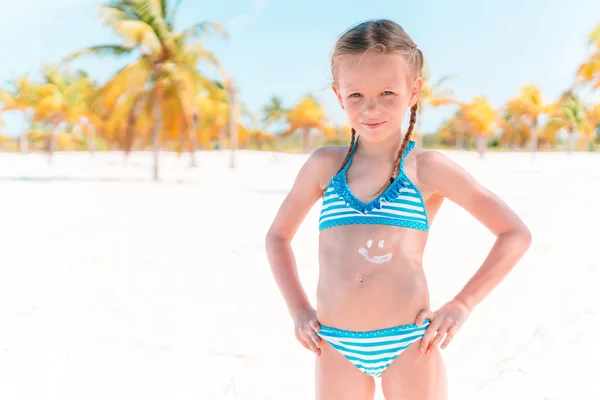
416, 151, 532, 352
265, 147, 334, 318
422, 151, 532, 309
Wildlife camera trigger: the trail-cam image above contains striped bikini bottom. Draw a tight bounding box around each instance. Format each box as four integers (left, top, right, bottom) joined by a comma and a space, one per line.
317, 319, 430, 378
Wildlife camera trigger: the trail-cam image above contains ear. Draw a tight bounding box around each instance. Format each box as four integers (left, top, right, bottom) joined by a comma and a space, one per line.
331, 85, 345, 110
409, 76, 423, 107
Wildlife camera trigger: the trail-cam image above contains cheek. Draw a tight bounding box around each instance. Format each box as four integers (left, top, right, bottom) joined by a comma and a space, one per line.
343, 101, 362, 119
382, 97, 408, 121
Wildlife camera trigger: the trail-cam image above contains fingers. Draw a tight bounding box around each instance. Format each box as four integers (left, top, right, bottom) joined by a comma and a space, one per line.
308, 330, 322, 356
428, 319, 454, 352
415, 309, 434, 326
441, 325, 457, 349
420, 314, 441, 354
295, 319, 322, 356
309, 319, 321, 333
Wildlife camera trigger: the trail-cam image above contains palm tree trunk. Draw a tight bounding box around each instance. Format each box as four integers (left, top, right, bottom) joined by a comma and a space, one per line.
48, 122, 60, 164
20, 110, 31, 154
219, 122, 227, 150
190, 113, 198, 167
530, 131, 538, 157
123, 103, 138, 163
177, 119, 186, 157
228, 82, 238, 168
152, 86, 162, 181
302, 128, 311, 153
530, 119, 538, 159
567, 129, 575, 154
477, 134, 486, 159
88, 125, 96, 156
19, 133, 28, 154
456, 131, 464, 150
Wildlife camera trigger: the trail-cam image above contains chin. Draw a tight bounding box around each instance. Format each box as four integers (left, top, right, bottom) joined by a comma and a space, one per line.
355, 125, 400, 142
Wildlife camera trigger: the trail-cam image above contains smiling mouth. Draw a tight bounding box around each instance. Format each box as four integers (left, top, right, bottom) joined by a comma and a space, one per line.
361, 121, 386, 129
358, 247, 393, 264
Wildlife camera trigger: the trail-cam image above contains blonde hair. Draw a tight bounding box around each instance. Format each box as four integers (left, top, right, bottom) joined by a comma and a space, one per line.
330, 19, 424, 195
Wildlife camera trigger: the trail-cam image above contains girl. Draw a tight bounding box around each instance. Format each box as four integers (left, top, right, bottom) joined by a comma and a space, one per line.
265, 19, 531, 400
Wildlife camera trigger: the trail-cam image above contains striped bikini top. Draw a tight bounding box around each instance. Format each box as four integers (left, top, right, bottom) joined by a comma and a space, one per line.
319, 137, 429, 232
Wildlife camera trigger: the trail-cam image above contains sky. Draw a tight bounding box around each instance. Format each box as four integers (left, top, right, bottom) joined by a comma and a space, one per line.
1, 0, 599, 137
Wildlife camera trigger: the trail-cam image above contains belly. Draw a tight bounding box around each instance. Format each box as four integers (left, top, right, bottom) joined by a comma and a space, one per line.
316, 225, 430, 331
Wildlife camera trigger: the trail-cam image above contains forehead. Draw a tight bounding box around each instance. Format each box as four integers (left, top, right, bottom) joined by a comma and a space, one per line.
336, 52, 411, 90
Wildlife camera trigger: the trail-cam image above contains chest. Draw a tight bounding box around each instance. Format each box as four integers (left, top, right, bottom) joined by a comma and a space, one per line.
345, 162, 393, 204
345, 160, 433, 204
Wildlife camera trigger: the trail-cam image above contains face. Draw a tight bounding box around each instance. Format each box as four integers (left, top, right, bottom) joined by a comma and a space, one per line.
332, 52, 422, 142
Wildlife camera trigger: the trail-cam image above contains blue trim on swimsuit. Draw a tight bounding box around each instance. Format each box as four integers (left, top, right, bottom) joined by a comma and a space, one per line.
319, 136, 429, 232
317, 319, 431, 378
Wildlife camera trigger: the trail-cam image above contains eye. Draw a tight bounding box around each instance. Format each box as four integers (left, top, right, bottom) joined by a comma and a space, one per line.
349, 93, 362, 98
382, 91, 395, 96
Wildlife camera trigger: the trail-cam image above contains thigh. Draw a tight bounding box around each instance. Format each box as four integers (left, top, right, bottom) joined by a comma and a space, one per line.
315, 340, 376, 400
381, 339, 447, 400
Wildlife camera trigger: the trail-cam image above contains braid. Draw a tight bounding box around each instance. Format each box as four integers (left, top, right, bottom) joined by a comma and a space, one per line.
321, 128, 356, 198
391, 103, 418, 179
371, 103, 418, 197
336, 128, 357, 175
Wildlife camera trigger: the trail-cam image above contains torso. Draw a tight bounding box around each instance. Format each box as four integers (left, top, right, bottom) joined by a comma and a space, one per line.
315, 139, 444, 330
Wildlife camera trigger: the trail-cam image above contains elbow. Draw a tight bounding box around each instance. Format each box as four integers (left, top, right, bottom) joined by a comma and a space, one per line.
522, 226, 532, 247
265, 228, 277, 247
265, 228, 288, 252
513, 223, 532, 252
497, 222, 532, 253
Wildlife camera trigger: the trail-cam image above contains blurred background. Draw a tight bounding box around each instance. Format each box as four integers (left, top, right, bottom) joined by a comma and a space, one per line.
0, 1, 599, 400
0, 0, 599, 164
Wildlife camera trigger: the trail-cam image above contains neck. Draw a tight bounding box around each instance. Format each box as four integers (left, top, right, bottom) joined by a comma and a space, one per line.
355, 132, 407, 162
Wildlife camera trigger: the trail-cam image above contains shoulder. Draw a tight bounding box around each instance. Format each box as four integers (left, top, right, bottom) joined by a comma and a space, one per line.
413, 148, 453, 170
302, 145, 351, 189
412, 148, 476, 197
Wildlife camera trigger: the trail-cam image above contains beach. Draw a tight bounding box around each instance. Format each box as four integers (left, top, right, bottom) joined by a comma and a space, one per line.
0, 148, 598, 399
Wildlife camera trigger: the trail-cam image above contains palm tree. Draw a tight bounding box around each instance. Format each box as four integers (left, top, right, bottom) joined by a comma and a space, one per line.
0, 75, 40, 153
512, 85, 547, 155
586, 104, 600, 144
33, 65, 98, 162
261, 96, 288, 152
459, 96, 498, 158
437, 110, 473, 149
418, 61, 457, 147
548, 91, 588, 153
283, 95, 328, 152
262, 96, 288, 131
65, 0, 227, 180
499, 113, 530, 150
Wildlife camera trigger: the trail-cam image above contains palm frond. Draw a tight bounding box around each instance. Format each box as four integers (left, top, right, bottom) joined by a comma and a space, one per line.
182, 46, 221, 69
133, 0, 172, 49
180, 21, 228, 42
432, 74, 456, 89
102, 1, 169, 52
159, 0, 168, 19
64, 45, 136, 62
167, 0, 184, 27
588, 23, 600, 47
0, 90, 15, 107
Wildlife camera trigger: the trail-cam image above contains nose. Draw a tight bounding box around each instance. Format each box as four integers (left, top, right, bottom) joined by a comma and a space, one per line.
361, 97, 379, 116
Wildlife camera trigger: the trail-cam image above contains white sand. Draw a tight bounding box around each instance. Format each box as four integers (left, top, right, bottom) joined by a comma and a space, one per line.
0, 148, 598, 399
